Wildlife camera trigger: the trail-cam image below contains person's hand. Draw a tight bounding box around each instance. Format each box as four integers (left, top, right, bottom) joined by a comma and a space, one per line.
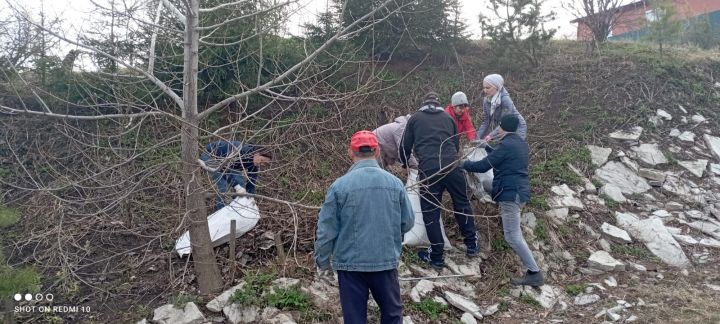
234, 185, 247, 195
316, 266, 335, 281
483, 135, 492, 142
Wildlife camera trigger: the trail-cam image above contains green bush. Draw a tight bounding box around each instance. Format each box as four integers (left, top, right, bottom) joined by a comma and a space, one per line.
267, 286, 310, 311
0, 266, 41, 298
409, 298, 448, 321
0, 206, 19, 228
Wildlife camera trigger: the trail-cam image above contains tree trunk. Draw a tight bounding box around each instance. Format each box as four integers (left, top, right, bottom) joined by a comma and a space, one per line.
181, 0, 222, 294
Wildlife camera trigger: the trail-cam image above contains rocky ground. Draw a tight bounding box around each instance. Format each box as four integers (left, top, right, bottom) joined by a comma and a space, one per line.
131, 97, 720, 324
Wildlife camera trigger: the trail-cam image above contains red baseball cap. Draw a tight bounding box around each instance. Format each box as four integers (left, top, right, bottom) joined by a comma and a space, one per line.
350, 130, 379, 152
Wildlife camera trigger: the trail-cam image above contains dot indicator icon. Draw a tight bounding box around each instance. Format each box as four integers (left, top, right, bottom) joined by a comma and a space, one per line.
24, 294, 32, 301
14, 294, 22, 301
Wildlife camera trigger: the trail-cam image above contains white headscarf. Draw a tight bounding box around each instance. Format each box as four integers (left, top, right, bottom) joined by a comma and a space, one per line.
483, 74, 504, 117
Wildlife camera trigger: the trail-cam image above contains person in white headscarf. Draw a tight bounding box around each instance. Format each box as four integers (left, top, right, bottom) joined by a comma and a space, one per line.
477, 74, 527, 143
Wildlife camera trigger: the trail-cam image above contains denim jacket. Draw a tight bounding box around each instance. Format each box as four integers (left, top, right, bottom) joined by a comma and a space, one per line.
314, 159, 414, 272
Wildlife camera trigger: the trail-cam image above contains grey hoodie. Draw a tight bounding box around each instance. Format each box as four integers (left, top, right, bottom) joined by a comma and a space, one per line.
373, 115, 418, 168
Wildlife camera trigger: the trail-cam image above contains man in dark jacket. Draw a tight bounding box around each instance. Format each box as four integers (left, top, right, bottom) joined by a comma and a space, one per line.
199, 141, 272, 211
400, 92, 477, 269
462, 115, 543, 286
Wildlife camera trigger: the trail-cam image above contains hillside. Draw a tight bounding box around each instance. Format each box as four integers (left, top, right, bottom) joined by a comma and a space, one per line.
2, 41, 720, 323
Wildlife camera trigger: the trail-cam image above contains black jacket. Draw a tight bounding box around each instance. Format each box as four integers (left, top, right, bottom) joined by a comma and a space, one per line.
462, 133, 531, 202
400, 104, 460, 171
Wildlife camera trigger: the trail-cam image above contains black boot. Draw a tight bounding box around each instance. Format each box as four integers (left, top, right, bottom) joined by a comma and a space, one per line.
510, 270, 544, 287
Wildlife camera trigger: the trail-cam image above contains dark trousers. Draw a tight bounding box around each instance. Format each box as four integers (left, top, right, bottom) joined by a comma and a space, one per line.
419, 167, 476, 261
337, 269, 402, 324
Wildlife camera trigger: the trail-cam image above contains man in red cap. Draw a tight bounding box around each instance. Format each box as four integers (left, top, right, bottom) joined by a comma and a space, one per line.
315, 130, 415, 324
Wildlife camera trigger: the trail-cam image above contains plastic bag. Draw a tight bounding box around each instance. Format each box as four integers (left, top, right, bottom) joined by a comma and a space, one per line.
401, 169, 454, 250
464, 145, 494, 203
175, 196, 260, 257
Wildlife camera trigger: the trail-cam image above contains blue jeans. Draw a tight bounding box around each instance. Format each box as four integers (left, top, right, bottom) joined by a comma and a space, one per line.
210, 170, 245, 211
499, 194, 540, 272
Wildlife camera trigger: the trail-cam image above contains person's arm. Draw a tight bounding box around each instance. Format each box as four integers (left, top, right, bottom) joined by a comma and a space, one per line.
399, 117, 415, 167
516, 112, 528, 140
462, 110, 477, 141
399, 188, 414, 234
476, 101, 490, 138
314, 186, 340, 270
463, 142, 507, 173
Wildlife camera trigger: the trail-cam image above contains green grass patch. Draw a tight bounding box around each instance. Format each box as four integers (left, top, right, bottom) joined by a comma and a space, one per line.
601, 194, 620, 209
492, 237, 512, 252
535, 219, 550, 242
402, 247, 421, 265
519, 294, 542, 308
230, 271, 277, 307
498, 300, 511, 312
267, 285, 310, 311
0, 266, 41, 298
564, 283, 588, 296
611, 244, 649, 258
530, 147, 592, 189
172, 292, 199, 309
0, 206, 20, 228
409, 298, 448, 321
528, 195, 549, 210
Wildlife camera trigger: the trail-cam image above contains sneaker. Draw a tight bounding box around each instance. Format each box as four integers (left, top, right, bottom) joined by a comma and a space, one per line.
466, 243, 478, 257
417, 250, 444, 270
510, 271, 544, 287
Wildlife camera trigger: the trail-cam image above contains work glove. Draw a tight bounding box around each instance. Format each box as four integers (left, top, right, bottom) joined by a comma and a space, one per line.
234, 185, 247, 195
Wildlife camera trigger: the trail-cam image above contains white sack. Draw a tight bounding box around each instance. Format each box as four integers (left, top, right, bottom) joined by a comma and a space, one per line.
464, 145, 494, 202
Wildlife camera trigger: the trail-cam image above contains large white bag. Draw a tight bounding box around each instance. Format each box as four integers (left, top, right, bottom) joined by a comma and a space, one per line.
402, 169, 454, 250
464, 145, 494, 203
175, 196, 260, 257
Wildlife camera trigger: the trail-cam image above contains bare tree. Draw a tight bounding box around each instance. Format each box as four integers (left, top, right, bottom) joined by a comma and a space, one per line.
1, 0, 409, 296
565, 0, 630, 47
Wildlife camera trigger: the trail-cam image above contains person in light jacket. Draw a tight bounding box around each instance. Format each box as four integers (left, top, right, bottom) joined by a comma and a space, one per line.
477, 74, 527, 144
373, 115, 418, 169
315, 130, 415, 324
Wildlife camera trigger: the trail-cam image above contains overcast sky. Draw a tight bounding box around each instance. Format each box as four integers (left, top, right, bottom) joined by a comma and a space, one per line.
6, 0, 580, 51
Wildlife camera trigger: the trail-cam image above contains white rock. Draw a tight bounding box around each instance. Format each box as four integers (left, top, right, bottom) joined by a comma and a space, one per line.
153, 303, 206, 324
588, 145, 613, 166
460, 312, 478, 324
403, 316, 415, 324
638, 168, 666, 182
626, 315, 639, 322
669, 129, 681, 137
652, 209, 673, 218
656, 109, 672, 120
599, 239, 612, 252
588, 251, 625, 272
548, 196, 585, 211
546, 208, 569, 223
551, 184, 576, 196
678, 159, 708, 178
663, 176, 693, 197
207, 283, 246, 312
410, 280, 436, 303
666, 202, 684, 211
604, 276, 618, 287
615, 212, 690, 268
648, 115, 662, 126
672, 234, 699, 245
574, 294, 601, 305
601, 223, 632, 243
610, 127, 643, 141
681, 116, 688, 124
522, 212, 537, 229
704, 134, 720, 161
272, 278, 300, 289
710, 164, 720, 175
136, 320, 148, 324
433, 296, 447, 305
621, 157, 640, 173
678, 131, 696, 142
682, 220, 720, 239
629, 262, 647, 272
483, 303, 500, 316
631, 143, 668, 166
443, 291, 483, 320
705, 284, 720, 291
691, 114, 707, 124
600, 184, 627, 203
686, 210, 709, 220
594, 162, 651, 195
699, 238, 720, 248
520, 285, 564, 309
223, 304, 260, 324
607, 311, 621, 321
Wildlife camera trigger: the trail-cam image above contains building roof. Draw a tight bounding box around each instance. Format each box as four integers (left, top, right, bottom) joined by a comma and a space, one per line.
570, 0, 647, 23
